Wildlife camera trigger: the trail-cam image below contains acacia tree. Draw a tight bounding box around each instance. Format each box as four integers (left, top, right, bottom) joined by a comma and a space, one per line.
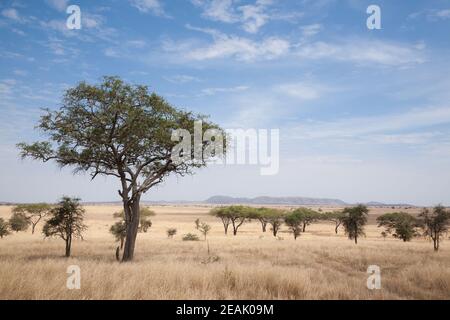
0, 218, 10, 239
341, 205, 369, 244
265, 209, 286, 237
376, 212, 419, 242
8, 212, 30, 233
284, 211, 303, 240
419, 205, 450, 251
210, 207, 231, 235
43, 197, 87, 257
18, 77, 223, 262
324, 211, 345, 234
248, 207, 270, 232
291, 208, 319, 232
12, 203, 52, 234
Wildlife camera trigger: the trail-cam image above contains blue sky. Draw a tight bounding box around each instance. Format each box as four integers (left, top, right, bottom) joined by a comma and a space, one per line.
1, 0, 450, 205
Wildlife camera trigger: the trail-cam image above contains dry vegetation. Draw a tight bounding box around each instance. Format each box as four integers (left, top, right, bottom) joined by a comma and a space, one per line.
0, 205, 449, 300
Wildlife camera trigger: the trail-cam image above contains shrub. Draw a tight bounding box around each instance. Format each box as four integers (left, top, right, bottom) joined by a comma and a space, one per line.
167, 228, 177, 238
0, 218, 10, 239
9, 212, 30, 233
182, 233, 200, 241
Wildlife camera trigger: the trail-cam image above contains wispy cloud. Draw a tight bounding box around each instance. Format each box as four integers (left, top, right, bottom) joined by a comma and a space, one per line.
129, 0, 166, 16
199, 85, 249, 96
165, 25, 290, 62
164, 75, 201, 84
192, 0, 300, 33
1, 8, 25, 23
295, 39, 426, 67
45, 0, 69, 12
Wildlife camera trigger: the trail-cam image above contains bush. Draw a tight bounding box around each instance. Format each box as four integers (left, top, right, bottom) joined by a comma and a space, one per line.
167, 228, 177, 238
9, 212, 30, 232
0, 218, 10, 239
182, 233, 200, 241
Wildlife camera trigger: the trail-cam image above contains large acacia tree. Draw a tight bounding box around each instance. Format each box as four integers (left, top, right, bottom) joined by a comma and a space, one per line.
18, 76, 224, 261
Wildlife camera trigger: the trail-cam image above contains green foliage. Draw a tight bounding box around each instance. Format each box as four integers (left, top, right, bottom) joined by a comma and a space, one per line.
0, 218, 10, 238
198, 221, 211, 240
418, 205, 450, 251
377, 212, 419, 242
43, 197, 87, 257
210, 206, 252, 235
9, 212, 30, 232
182, 233, 200, 241
341, 205, 369, 244
290, 207, 320, 232
12, 203, 52, 234
113, 207, 155, 234
323, 211, 346, 234
284, 211, 303, 239
110, 221, 127, 242
263, 209, 286, 237
167, 228, 177, 238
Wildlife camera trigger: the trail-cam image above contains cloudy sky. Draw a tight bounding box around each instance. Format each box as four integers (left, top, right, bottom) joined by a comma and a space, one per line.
1, 0, 450, 205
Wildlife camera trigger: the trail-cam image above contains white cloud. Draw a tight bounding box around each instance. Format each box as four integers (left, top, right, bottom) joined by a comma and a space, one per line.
1, 8, 24, 22
275, 82, 323, 100
170, 26, 290, 62
130, 0, 165, 16
164, 75, 200, 84
46, 0, 69, 12
432, 9, 450, 19
192, 0, 293, 34
296, 39, 425, 67
200, 85, 249, 96
13, 69, 27, 76
300, 24, 322, 37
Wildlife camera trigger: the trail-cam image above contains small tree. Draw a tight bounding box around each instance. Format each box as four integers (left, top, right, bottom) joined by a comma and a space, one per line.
291, 208, 319, 232
381, 231, 387, 240
418, 205, 450, 251
0, 218, 10, 239
42, 197, 87, 257
284, 212, 303, 240
265, 209, 286, 237
210, 207, 231, 235
12, 203, 52, 234
324, 211, 345, 234
248, 207, 271, 232
211, 206, 249, 236
377, 212, 419, 242
110, 221, 127, 249
341, 205, 369, 244
198, 222, 211, 240
167, 228, 177, 238
9, 212, 30, 233
194, 218, 201, 230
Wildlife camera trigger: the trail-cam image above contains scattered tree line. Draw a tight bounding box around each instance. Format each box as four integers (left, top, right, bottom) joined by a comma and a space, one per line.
209, 204, 450, 250
0, 197, 87, 257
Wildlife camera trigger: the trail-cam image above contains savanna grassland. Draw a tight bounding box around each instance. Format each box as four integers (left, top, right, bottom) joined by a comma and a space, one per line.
0, 205, 449, 300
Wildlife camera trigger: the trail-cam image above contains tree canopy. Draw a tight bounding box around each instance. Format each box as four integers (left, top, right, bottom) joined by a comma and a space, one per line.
377, 212, 419, 242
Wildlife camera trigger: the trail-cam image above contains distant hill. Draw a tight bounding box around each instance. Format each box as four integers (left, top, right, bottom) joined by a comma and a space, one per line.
205, 195, 348, 206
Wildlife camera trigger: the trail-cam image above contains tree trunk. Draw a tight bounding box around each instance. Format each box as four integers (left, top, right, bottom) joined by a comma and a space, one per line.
302, 223, 306, 232
122, 198, 140, 262
334, 223, 339, 234
65, 236, 71, 257
31, 224, 36, 234
233, 228, 237, 236
260, 220, 267, 232
354, 235, 358, 244
272, 227, 277, 237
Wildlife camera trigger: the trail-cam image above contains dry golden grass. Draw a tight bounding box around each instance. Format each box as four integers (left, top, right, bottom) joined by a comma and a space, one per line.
0, 205, 449, 300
